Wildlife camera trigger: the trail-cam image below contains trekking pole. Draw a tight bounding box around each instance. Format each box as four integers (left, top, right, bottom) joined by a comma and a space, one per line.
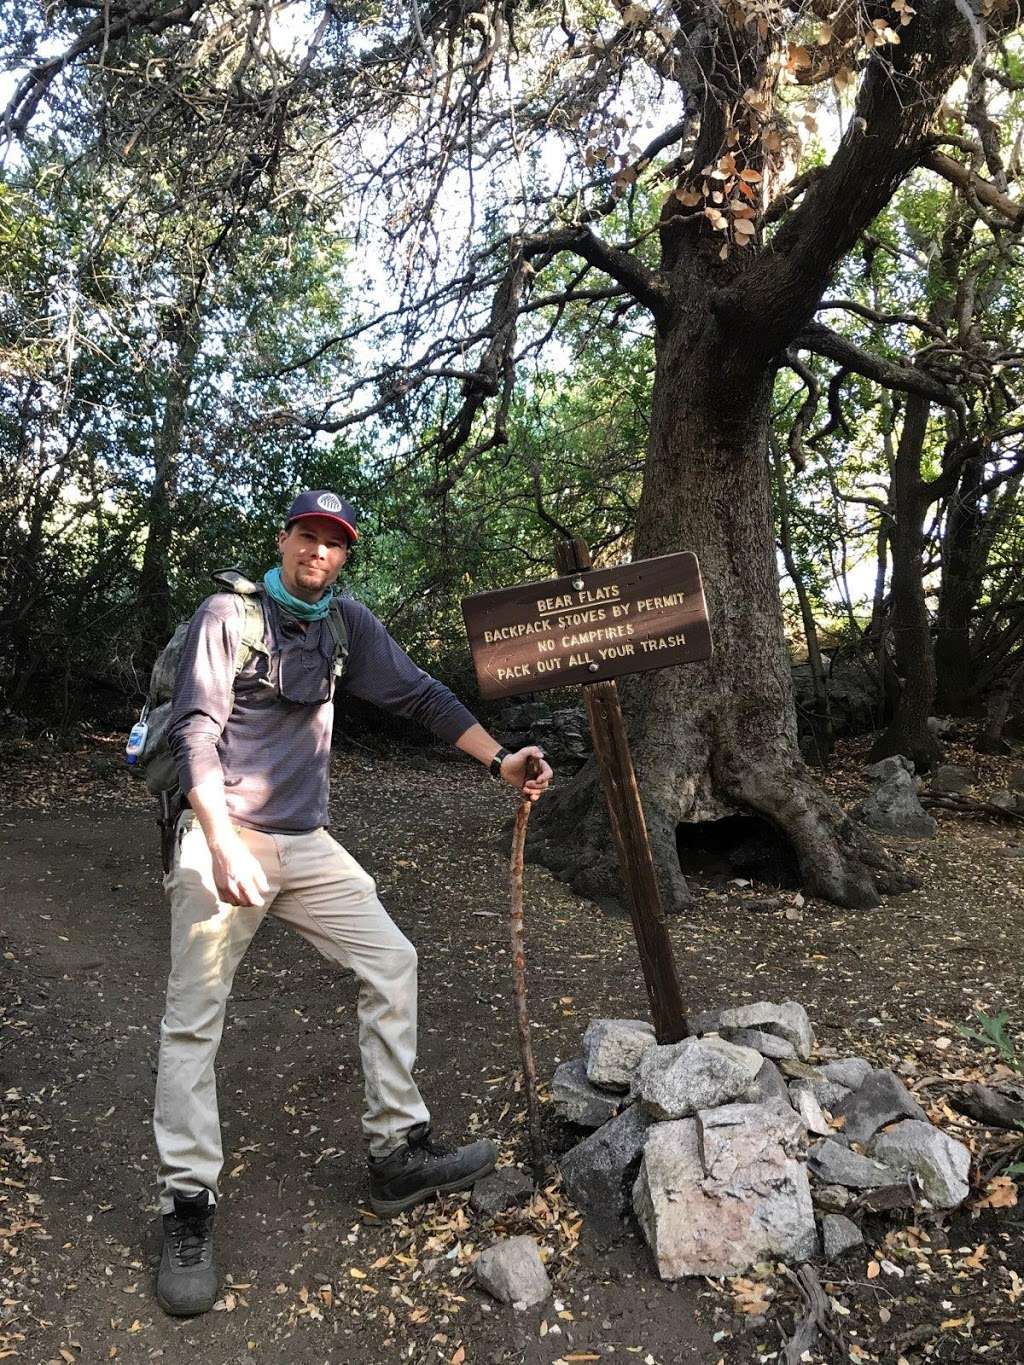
509, 754, 546, 1184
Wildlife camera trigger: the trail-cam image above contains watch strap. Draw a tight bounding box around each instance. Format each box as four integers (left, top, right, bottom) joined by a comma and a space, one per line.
489, 747, 511, 779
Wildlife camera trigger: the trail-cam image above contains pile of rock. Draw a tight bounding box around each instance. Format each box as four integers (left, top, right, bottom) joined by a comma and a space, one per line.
554, 1004, 971, 1280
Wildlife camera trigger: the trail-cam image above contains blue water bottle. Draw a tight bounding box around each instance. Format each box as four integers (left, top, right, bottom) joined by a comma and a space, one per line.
126, 705, 150, 766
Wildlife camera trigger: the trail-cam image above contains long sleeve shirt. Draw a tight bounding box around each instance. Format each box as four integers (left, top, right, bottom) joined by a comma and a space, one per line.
167, 591, 478, 833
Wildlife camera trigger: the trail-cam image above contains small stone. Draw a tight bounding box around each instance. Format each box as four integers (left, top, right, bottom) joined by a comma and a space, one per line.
717, 1027, 797, 1061
551, 1059, 621, 1128
470, 1167, 535, 1216
821, 1214, 863, 1258
808, 1139, 898, 1189
791, 1085, 833, 1136
582, 1019, 657, 1092
560, 1105, 652, 1219
813, 1184, 851, 1213
634, 1035, 763, 1121
747, 1059, 794, 1110
690, 1000, 814, 1060
789, 1075, 852, 1113
868, 1120, 971, 1209
835, 1069, 928, 1144
474, 1236, 551, 1308
990, 789, 1022, 813
822, 1057, 873, 1090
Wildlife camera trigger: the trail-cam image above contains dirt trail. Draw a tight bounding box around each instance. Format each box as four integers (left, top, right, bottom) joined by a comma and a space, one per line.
2, 737, 1024, 1364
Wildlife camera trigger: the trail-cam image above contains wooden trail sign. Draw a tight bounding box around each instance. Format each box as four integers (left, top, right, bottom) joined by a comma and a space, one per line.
461, 551, 711, 701
462, 538, 712, 1044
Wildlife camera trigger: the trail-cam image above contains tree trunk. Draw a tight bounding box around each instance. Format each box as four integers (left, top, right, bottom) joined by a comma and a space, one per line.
868, 394, 942, 771
138, 305, 201, 665
772, 438, 832, 765
528, 313, 915, 911
934, 455, 984, 714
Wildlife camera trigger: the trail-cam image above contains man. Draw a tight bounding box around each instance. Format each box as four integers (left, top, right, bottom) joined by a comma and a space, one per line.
154, 489, 551, 1317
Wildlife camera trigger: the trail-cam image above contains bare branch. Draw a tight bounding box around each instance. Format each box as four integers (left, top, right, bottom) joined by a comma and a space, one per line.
794, 323, 966, 420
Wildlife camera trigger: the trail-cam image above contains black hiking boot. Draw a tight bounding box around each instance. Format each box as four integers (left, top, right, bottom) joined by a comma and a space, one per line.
156, 1189, 218, 1316
367, 1123, 497, 1215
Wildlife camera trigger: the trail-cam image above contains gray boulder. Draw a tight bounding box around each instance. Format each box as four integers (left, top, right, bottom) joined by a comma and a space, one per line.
822, 1057, 872, 1090
551, 1058, 621, 1128
560, 1105, 652, 1219
747, 1059, 794, 1110
634, 1035, 763, 1121
866, 755, 914, 780
582, 1018, 656, 1092
789, 1075, 852, 1114
821, 1214, 863, 1258
928, 764, 972, 795
717, 1027, 797, 1061
633, 1104, 817, 1279
690, 1000, 814, 1060
470, 1166, 535, 1216
835, 1069, 928, 1144
473, 1236, 551, 1308
868, 1120, 971, 1210
990, 789, 1024, 813
808, 1139, 899, 1188
853, 769, 937, 838
1009, 766, 1024, 794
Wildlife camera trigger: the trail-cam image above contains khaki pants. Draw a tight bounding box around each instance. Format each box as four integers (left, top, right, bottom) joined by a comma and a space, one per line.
153, 814, 430, 1211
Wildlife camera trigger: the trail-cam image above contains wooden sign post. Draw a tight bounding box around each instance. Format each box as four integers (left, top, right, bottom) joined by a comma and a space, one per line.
462, 538, 713, 1044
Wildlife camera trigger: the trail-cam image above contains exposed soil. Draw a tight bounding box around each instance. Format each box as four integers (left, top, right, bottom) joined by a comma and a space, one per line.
2, 733, 1024, 1365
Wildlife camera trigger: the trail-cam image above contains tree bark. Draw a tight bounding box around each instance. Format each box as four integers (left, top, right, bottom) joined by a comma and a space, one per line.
868, 394, 943, 770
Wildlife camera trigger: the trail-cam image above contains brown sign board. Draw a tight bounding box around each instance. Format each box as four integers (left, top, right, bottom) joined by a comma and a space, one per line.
462, 552, 712, 701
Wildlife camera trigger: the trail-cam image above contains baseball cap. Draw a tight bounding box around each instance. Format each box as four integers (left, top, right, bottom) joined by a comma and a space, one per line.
284, 490, 359, 543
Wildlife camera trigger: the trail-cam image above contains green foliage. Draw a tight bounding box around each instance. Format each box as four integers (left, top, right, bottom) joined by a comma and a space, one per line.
955, 1008, 1024, 1075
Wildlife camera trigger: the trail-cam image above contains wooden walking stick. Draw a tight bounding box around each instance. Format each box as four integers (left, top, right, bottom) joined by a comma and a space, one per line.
509, 754, 546, 1184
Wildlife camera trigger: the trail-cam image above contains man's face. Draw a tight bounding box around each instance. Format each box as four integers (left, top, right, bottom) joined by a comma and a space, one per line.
277, 516, 350, 603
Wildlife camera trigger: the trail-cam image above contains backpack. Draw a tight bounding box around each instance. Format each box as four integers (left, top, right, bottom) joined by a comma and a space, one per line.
129, 568, 349, 797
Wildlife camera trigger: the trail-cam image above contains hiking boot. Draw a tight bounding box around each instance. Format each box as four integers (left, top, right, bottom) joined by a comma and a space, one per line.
156, 1189, 218, 1316
367, 1123, 497, 1215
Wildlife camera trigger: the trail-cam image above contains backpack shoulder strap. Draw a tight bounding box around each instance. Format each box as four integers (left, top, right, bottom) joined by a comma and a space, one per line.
325, 597, 349, 679
208, 568, 269, 676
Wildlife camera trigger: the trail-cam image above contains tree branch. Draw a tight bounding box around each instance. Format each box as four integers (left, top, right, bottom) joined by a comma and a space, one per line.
921, 149, 1024, 228
793, 323, 966, 420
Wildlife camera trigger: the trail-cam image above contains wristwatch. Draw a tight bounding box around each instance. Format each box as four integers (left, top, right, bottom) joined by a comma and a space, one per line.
489, 747, 510, 779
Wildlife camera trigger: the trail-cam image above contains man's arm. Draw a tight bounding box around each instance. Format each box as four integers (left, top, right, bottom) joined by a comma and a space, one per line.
185, 775, 270, 908
454, 723, 552, 802
167, 597, 270, 908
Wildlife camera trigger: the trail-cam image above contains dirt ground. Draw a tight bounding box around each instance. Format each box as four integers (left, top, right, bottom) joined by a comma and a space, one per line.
3, 733, 1024, 1365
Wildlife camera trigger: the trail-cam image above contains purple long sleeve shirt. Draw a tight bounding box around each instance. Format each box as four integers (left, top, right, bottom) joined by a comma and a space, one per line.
167, 591, 478, 833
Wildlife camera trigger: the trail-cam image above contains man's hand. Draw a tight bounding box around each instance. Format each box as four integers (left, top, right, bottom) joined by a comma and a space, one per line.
209, 832, 270, 908
500, 745, 553, 802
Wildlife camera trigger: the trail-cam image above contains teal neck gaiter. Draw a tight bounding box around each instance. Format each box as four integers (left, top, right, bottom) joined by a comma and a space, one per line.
262, 566, 333, 622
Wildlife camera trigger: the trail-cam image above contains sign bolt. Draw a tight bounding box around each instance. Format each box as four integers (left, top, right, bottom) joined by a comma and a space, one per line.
571, 577, 585, 590
588, 662, 600, 672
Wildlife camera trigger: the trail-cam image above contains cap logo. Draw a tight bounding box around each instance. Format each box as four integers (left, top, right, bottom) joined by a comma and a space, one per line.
317, 493, 343, 512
